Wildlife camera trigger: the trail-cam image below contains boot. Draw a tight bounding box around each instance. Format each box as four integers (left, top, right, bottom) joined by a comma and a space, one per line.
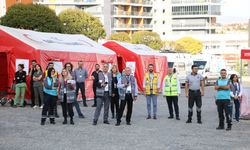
176, 115, 180, 120
70, 118, 74, 125
50, 118, 56, 124
63, 117, 67, 124
186, 112, 193, 123
197, 111, 202, 124
226, 124, 232, 131
41, 118, 46, 125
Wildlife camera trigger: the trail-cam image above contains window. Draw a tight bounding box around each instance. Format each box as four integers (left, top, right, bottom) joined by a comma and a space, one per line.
163, 32, 165, 35
154, 21, 157, 24
163, 21, 165, 24
163, 9, 165, 13
154, 9, 156, 13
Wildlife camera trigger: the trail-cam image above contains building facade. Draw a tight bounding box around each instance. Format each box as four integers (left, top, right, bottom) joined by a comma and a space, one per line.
34, 0, 154, 36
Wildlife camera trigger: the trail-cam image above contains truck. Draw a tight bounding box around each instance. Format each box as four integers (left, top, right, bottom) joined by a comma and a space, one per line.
192, 54, 226, 86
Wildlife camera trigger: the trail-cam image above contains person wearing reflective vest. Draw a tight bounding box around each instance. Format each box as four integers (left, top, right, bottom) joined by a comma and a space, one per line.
162, 68, 181, 120
143, 64, 160, 120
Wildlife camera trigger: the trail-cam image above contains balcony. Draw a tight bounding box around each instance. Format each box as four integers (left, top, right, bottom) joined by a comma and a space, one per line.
172, 11, 221, 16
34, 0, 99, 5
171, 0, 221, 4
113, 24, 153, 30
112, 0, 153, 6
172, 23, 218, 29
112, 11, 153, 17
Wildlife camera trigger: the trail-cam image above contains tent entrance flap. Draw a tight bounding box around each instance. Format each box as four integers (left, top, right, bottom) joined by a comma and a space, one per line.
117, 56, 123, 73
0, 52, 8, 92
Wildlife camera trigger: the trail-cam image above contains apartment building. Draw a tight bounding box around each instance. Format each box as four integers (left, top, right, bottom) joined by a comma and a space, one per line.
34, 0, 154, 36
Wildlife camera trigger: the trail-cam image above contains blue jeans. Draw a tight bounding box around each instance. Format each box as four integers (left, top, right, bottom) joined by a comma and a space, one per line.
146, 94, 158, 116
229, 99, 241, 121
74, 99, 83, 116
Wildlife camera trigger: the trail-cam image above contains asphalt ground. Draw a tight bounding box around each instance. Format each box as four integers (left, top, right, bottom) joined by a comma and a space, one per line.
0, 86, 250, 150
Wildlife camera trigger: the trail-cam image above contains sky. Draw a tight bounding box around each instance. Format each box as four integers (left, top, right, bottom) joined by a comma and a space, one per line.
218, 0, 250, 24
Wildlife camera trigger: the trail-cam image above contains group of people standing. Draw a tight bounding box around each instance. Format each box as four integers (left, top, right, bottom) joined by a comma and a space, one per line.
13, 60, 243, 130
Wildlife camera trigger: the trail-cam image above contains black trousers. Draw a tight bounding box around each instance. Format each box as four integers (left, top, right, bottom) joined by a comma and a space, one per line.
76, 82, 87, 104
111, 91, 120, 115
117, 94, 133, 123
61, 94, 74, 119
166, 96, 179, 117
42, 93, 57, 118
216, 100, 232, 127
188, 90, 202, 119
93, 86, 97, 105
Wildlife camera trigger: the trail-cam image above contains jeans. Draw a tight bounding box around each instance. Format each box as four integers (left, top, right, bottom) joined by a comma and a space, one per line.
146, 94, 158, 116
14, 83, 27, 106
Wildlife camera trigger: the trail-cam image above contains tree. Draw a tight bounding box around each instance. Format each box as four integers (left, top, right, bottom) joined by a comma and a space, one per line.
174, 37, 203, 54
1, 4, 62, 33
131, 31, 163, 50
59, 9, 106, 41
162, 40, 176, 51
109, 32, 131, 42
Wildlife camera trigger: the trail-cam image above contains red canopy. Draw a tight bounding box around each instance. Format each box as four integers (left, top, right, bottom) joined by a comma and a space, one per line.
0, 25, 116, 100
103, 41, 167, 92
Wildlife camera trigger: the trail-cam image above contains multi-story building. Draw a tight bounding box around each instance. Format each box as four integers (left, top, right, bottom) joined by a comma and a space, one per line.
170, 0, 221, 35
154, 0, 222, 39
0, 0, 33, 17
34, 0, 154, 36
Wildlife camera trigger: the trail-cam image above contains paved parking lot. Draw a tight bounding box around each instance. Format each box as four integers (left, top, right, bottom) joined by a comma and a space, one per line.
0, 86, 250, 150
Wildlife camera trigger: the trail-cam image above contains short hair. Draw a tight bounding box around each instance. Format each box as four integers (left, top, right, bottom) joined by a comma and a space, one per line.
191, 65, 198, 69
148, 64, 154, 67
18, 64, 24, 69
220, 69, 227, 72
78, 60, 83, 63
32, 60, 37, 63
95, 64, 100, 67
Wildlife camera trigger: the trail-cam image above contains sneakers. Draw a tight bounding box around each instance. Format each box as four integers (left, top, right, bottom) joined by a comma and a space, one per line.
216, 126, 225, 130
115, 122, 121, 126
39, 105, 43, 109
153, 116, 157, 120
168, 116, 174, 119
176, 117, 180, 120
103, 121, 110, 124
70, 119, 74, 125
126, 122, 131, 125
197, 120, 202, 124
146, 115, 151, 119
226, 125, 232, 131
33, 105, 38, 109
63, 118, 67, 125
79, 115, 85, 119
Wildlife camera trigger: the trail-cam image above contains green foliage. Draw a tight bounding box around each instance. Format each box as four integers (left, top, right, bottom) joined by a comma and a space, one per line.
1, 4, 62, 33
109, 32, 131, 42
59, 9, 106, 41
131, 31, 163, 50
174, 37, 203, 54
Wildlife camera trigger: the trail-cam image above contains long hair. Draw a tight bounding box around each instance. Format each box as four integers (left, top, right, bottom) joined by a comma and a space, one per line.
230, 74, 239, 84
47, 68, 55, 78
111, 64, 120, 75
60, 69, 72, 82
35, 64, 43, 73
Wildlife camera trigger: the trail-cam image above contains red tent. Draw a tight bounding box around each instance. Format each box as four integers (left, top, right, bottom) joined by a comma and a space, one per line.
103, 41, 167, 92
0, 25, 117, 101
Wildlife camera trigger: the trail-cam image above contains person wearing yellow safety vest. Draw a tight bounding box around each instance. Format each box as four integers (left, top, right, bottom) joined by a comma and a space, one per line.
143, 64, 160, 120
162, 68, 181, 120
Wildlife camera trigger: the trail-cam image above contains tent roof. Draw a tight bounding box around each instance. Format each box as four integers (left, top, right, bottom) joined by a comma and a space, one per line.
0, 25, 115, 55
110, 41, 163, 56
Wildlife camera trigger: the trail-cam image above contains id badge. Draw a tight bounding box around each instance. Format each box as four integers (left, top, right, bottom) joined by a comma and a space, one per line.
114, 83, 117, 88
99, 80, 103, 83
79, 75, 82, 78
63, 88, 66, 94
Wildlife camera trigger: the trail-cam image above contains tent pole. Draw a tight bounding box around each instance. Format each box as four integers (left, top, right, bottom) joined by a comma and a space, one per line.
240, 59, 243, 84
